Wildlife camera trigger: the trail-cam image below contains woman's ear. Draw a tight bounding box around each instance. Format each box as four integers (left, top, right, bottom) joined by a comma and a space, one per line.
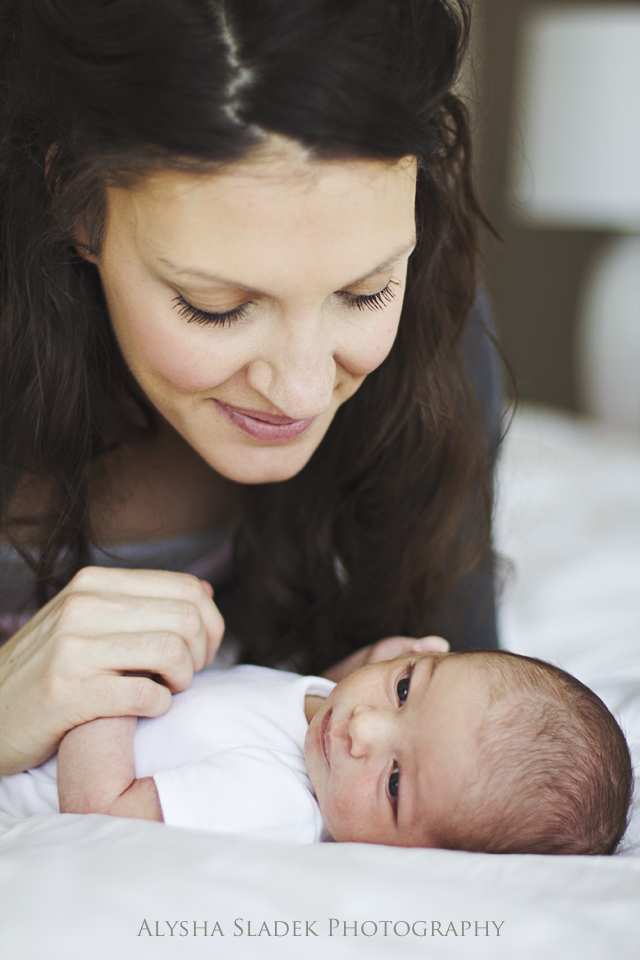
46, 143, 99, 264
72, 229, 99, 264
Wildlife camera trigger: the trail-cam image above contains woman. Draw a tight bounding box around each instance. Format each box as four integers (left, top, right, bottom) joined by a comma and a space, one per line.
0, 0, 501, 777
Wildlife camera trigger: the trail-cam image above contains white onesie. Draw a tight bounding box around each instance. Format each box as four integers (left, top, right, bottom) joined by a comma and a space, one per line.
0, 665, 335, 844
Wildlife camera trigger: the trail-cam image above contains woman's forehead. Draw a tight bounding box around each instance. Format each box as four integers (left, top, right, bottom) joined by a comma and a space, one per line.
103, 148, 417, 290
110, 141, 417, 225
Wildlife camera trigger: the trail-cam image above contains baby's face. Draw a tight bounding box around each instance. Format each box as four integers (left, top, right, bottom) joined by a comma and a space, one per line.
304, 653, 491, 846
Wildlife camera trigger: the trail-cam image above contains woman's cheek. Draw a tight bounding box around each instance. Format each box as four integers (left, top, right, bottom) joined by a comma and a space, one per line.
134, 326, 231, 395
111, 295, 244, 396
339, 306, 403, 379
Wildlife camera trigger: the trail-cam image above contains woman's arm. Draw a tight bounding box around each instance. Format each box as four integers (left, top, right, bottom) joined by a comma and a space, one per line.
0, 567, 224, 775
58, 716, 163, 821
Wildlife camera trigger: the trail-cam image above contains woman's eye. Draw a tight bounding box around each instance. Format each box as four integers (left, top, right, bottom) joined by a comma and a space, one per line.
388, 764, 399, 803
396, 675, 410, 704
341, 278, 400, 312
173, 294, 252, 327
174, 281, 400, 325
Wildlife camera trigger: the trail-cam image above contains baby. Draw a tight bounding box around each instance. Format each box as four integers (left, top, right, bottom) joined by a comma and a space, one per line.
1, 647, 632, 855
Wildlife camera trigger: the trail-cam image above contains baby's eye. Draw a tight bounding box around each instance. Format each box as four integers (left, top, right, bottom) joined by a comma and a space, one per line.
388, 763, 400, 803
396, 675, 410, 704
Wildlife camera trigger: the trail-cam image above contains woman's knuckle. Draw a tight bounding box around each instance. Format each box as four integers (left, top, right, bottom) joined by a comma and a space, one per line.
48, 632, 81, 667
176, 601, 201, 637
69, 566, 99, 589
159, 633, 186, 668
41, 667, 73, 705
130, 678, 156, 713
55, 595, 76, 623
178, 574, 202, 602
56, 591, 93, 623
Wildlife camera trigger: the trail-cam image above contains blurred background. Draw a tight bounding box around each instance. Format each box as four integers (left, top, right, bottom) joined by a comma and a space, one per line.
465, 0, 640, 430
463, 3, 639, 720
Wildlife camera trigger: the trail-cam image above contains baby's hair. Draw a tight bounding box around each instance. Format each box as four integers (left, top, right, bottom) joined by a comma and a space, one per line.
438, 651, 633, 856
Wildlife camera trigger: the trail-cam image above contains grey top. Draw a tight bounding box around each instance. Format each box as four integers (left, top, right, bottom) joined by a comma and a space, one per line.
0, 527, 235, 647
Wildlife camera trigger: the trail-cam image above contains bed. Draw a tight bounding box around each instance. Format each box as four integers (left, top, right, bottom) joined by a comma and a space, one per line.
1, 404, 639, 960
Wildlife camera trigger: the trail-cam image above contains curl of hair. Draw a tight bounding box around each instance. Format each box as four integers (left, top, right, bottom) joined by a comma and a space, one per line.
0, 0, 497, 671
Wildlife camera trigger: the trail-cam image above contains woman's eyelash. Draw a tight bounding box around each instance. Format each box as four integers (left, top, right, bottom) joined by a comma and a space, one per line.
340, 278, 400, 312
173, 278, 400, 327
173, 294, 252, 327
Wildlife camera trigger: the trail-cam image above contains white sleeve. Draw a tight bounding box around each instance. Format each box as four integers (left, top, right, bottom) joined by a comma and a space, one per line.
0, 755, 60, 818
153, 746, 324, 845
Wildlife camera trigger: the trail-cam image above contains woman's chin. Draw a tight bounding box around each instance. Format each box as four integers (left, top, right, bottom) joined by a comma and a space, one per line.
200, 439, 321, 486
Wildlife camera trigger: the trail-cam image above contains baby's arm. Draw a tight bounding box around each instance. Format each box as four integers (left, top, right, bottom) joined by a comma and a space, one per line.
58, 716, 163, 821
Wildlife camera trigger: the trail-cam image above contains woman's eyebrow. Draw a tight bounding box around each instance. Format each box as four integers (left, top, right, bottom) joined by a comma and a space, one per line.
156, 235, 417, 292
157, 256, 258, 293
342, 236, 417, 287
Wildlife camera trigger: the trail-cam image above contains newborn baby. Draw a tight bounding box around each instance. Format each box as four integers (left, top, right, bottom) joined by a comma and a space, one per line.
1, 649, 632, 854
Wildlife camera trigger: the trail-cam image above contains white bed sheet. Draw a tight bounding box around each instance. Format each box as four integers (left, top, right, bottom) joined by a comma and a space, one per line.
1, 405, 639, 960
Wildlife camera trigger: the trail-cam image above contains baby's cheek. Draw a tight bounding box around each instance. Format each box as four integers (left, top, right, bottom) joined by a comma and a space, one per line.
321, 778, 372, 842
320, 793, 353, 841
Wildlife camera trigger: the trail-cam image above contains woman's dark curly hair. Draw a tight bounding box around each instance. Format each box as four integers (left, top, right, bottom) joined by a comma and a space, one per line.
0, 0, 498, 673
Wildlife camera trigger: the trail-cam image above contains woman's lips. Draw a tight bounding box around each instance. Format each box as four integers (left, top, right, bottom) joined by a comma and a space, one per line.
213, 400, 316, 442
321, 708, 333, 766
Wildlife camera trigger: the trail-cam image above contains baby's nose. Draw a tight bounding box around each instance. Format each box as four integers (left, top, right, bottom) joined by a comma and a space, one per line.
347, 704, 389, 758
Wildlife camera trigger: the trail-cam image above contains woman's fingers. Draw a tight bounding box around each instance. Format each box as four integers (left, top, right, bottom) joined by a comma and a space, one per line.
59, 568, 225, 670
196, 586, 225, 665
62, 632, 196, 693
70, 672, 174, 726
0, 566, 225, 775
323, 635, 453, 681
410, 636, 450, 653
0, 630, 186, 774
64, 565, 208, 600
367, 635, 451, 664
52, 593, 209, 673
367, 636, 419, 663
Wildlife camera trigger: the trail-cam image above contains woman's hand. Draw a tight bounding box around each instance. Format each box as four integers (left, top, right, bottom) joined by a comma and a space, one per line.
322, 635, 450, 682
0, 566, 224, 776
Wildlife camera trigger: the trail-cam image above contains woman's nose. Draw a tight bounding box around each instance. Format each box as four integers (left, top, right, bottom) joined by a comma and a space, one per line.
246, 321, 337, 420
347, 704, 389, 759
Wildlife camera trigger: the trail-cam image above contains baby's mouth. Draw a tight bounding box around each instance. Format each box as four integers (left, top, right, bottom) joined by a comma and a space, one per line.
321, 708, 333, 766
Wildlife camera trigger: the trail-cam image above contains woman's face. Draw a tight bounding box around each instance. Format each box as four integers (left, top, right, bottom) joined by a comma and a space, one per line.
90, 139, 417, 483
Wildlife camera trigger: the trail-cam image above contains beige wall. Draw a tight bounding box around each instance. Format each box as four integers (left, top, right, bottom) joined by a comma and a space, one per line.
473, 0, 613, 411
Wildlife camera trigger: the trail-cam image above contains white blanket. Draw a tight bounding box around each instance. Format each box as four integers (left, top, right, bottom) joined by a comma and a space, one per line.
1, 405, 639, 960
